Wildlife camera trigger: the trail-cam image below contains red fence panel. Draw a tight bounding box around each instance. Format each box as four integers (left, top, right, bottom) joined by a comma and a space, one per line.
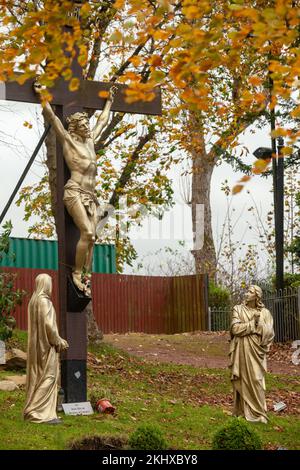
3, 268, 208, 334
92, 273, 208, 334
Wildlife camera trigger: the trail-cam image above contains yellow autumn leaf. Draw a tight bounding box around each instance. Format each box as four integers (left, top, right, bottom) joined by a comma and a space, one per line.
249, 76, 262, 87
98, 90, 109, 98
152, 30, 171, 41
239, 175, 251, 183
80, 3, 91, 16
114, 0, 125, 8
23, 121, 33, 129
109, 30, 123, 43
123, 71, 141, 81
69, 77, 80, 91
291, 105, 300, 118
125, 81, 156, 103
271, 128, 289, 138
183, 6, 202, 20
232, 184, 244, 195
253, 159, 270, 175
148, 55, 162, 67
280, 146, 293, 155
129, 56, 142, 67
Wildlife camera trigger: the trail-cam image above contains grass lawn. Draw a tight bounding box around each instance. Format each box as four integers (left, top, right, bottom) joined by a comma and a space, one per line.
0, 331, 299, 450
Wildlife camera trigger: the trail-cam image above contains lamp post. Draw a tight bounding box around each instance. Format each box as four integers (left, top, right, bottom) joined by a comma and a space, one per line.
253, 137, 284, 292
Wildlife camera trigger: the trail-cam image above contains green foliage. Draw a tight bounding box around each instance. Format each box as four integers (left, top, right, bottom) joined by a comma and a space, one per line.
271, 273, 300, 289
0, 221, 12, 261
15, 175, 55, 239
68, 434, 128, 450
212, 418, 263, 450
128, 424, 168, 450
0, 223, 27, 340
209, 283, 231, 309
284, 273, 300, 288
286, 191, 300, 269
286, 239, 300, 270
5, 328, 28, 352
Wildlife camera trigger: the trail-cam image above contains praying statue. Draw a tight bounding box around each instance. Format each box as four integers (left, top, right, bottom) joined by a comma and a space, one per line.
229, 285, 274, 424
34, 81, 116, 295
24, 274, 69, 424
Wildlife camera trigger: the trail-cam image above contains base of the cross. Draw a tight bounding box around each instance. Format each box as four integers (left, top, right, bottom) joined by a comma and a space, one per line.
67, 276, 91, 312
61, 359, 87, 403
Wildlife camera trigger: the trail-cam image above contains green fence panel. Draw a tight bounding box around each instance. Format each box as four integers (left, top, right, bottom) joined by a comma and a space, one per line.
0, 237, 116, 273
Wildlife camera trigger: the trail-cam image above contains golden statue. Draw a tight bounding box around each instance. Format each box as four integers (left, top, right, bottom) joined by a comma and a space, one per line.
34, 82, 116, 295
24, 274, 69, 424
229, 285, 274, 424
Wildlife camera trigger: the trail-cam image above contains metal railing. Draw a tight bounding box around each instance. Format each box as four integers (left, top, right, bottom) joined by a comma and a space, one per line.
208, 307, 231, 332
208, 287, 300, 343
263, 287, 300, 342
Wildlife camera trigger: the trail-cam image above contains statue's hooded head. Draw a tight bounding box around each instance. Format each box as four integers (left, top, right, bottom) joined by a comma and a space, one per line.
66, 112, 90, 138
34, 273, 52, 298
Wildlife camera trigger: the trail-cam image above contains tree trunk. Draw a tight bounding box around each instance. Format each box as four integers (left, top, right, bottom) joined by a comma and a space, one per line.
85, 302, 103, 345
188, 112, 217, 279
191, 154, 217, 279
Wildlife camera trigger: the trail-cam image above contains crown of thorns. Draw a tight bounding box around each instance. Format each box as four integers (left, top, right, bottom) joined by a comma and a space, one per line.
66, 112, 89, 125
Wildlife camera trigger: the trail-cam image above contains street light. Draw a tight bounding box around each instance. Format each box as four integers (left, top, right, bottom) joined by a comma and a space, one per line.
253, 136, 284, 292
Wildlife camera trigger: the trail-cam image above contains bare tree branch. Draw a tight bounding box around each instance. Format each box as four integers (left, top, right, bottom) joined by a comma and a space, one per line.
109, 128, 156, 208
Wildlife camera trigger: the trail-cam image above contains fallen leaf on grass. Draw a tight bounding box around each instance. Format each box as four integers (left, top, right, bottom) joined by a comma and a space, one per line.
273, 426, 284, 432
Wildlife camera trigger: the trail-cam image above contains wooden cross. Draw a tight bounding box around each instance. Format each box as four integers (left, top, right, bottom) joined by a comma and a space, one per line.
1, 25, 161, 404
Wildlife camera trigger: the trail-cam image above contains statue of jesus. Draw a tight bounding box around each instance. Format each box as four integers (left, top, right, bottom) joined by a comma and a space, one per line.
34, 82, 116, 295
229, 285, 274, 423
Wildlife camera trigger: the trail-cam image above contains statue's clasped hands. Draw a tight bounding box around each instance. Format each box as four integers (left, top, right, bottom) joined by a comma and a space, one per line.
254, 312, 261, 328
55, 339, 69, 353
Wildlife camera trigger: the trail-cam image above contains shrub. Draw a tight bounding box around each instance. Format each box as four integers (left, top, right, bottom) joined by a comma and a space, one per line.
212, 418, 263, 450
271, 273, 300, 289
128, 424, 168, 450
0, 222, 26, 340
68, 435, 128, 450
209, 283, 231, 309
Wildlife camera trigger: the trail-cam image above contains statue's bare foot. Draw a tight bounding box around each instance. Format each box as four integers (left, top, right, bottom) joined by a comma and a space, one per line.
84, 284, 91, 297
72, 272, 86, 293
83, 277, 91, 297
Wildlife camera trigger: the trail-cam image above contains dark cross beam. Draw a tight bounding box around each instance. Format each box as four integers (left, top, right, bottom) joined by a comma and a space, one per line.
0, 75, 162, 116
1, 56, 161, 406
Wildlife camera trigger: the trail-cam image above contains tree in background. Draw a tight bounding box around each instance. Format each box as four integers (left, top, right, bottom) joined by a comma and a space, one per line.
134, 241, 195, 276
215, 168, 300, 300
1, 0, 299, 277
286, 191, 300, 274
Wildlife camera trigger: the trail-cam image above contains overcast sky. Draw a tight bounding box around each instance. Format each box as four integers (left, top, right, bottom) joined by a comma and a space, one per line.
0, 100, 275, 274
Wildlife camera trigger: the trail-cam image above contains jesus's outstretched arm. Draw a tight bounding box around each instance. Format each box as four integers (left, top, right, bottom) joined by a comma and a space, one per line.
92, 86, 117, 143
33, 82, 67, 144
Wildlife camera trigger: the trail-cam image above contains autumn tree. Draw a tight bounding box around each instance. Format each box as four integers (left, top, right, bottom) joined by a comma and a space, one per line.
0, 1, 181, 271
1, 0, 299, 279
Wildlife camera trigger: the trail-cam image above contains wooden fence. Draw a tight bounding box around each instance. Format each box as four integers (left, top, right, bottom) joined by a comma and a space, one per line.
2, 268, 209, 334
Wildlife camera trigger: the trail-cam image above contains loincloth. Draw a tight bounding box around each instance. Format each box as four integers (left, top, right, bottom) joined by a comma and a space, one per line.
63, 179, 99, 218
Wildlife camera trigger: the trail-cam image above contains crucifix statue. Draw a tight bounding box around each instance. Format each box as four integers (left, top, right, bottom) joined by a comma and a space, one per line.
33, 82, 117, 296
0, 4, 161, 404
